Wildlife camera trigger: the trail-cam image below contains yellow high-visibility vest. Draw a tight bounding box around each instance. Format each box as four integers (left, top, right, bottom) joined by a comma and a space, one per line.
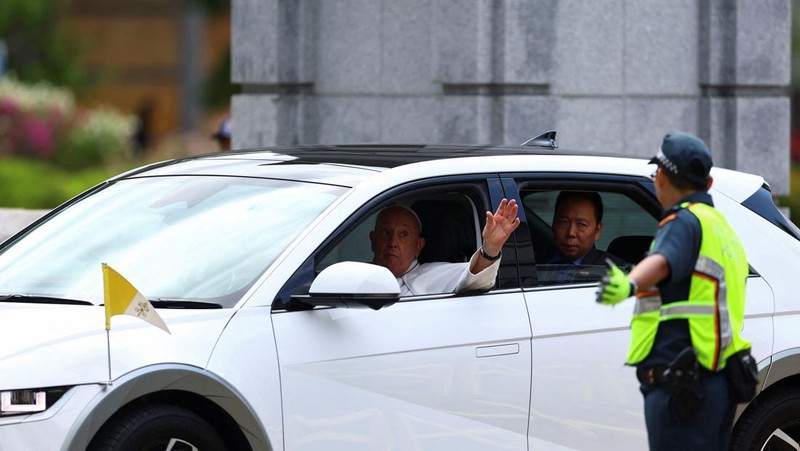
627, 202, 750, 371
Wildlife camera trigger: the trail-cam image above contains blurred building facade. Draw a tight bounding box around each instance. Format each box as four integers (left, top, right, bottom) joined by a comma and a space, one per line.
62, 0, 231, 145
231, 0, 791, 196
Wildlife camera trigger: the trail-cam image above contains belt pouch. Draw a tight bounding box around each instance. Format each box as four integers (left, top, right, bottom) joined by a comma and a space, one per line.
725, 348, 758, 403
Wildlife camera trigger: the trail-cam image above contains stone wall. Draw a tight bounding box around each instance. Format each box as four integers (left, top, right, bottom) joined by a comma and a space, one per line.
231, 0, 791, 195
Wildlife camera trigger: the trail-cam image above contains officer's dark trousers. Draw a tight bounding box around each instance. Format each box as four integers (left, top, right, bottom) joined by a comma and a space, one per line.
643, 372, 735, 451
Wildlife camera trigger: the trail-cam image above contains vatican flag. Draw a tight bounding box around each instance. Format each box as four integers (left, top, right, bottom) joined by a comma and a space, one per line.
102, 263, 170, 334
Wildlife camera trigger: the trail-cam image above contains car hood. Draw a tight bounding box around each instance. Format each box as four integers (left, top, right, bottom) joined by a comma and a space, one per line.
0, 303, 235, 390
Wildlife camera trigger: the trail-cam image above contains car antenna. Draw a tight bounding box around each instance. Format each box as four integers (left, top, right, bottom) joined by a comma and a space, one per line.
521, 130, 558, 149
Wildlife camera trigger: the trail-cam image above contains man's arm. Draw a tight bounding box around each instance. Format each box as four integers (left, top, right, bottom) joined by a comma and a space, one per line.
628, 211, 696, 291
470, 198, 520, 274
628, 253, 670, 291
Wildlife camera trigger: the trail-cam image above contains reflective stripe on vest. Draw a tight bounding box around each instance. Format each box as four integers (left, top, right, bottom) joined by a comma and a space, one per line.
626, 202, 750, 370
633, 292, 662, 315
660, 300, 715, 317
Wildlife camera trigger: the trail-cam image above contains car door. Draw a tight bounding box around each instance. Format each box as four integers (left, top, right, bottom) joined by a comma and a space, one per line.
506, 175, 660, 450
271, 177, 533, 451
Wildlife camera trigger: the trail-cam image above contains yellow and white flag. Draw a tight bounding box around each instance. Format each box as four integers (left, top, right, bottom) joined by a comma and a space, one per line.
102, 263, 170, 334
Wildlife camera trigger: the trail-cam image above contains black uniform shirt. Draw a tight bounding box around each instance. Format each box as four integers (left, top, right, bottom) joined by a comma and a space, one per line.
638, 191, 713, 368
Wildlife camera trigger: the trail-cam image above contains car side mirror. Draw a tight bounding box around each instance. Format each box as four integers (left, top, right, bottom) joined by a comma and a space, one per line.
294, 262, 401, 310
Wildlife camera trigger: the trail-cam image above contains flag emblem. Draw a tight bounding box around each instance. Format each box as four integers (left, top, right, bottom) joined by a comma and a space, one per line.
102, 263, 170, 334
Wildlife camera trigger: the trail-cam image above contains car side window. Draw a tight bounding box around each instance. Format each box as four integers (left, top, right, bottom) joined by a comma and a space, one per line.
521, 189, 657, 287
273, 179, 513, 310
317, 216, 376, 270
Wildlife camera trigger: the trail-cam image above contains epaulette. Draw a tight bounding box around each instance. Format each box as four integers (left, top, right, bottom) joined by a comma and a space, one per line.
658, 213, 677, 227
659, 202, 699, 227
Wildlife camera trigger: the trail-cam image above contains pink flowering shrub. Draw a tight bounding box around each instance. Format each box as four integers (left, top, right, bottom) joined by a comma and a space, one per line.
0, 77, 133, 169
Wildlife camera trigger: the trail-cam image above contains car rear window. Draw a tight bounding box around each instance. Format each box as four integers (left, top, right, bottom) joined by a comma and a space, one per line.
741, 185, 800, 241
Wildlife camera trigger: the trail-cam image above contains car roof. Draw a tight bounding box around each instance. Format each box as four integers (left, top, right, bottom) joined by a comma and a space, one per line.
223, 143, 580, 167
120, 143, 624, 182
118, 143, 765, 202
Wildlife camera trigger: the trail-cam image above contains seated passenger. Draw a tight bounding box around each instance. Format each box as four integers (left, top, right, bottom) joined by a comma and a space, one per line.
548, 191, 624, 266
370, 199, 519, 296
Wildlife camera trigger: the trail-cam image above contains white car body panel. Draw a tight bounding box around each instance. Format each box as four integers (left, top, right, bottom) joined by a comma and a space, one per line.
713, 192, 800, 371
525, 285, 647, 450
708, 167, 764, 203
0, 304, 108, 390
207, 307, 284, 451
273, 292, 532, 450
104, 309, 234, 378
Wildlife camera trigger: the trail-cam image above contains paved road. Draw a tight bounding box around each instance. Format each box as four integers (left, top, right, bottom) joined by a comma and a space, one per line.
0, 208, 48, 243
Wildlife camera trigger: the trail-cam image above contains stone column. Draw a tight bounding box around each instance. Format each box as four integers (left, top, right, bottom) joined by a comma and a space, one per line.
699, 0, 791, 194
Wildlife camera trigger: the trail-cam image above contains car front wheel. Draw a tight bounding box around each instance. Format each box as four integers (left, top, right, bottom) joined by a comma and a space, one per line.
88, 403, 228, 451
731, 386, 800, 451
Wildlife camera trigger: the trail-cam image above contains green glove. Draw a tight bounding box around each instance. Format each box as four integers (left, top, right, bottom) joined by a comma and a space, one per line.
596, 259, 637, 305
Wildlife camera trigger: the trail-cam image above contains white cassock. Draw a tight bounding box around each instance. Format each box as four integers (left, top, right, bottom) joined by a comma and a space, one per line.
396, 250, 500, 296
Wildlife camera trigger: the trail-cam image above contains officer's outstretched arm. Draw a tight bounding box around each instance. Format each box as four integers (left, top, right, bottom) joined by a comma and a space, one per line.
596, 259, 636, 305
628, 253, 670, 292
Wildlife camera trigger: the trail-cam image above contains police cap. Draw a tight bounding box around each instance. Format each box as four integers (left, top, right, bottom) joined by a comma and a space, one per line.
649, 131, 712, 187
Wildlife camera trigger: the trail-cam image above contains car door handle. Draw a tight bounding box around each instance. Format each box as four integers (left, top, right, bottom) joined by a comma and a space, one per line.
475, 343, 520, 358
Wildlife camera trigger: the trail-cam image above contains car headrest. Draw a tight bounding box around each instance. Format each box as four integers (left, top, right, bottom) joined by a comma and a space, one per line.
607, 235, 653, 264
412, 200, 477, 264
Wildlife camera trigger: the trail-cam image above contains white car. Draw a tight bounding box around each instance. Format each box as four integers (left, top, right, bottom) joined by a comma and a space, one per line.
0, 137, 797, 450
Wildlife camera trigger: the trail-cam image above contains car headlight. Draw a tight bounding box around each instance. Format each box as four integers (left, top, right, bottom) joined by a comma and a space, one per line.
0, 386, 70, 416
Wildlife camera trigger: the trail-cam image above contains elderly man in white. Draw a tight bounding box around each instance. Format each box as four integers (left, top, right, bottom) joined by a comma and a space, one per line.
370, 198, 520, 296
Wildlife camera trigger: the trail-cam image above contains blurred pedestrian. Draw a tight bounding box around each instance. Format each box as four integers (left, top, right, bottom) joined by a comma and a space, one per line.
212, 117, 231, 151
132, 99, 155, 157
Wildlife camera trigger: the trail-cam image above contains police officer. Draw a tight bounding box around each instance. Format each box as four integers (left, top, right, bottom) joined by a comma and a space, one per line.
596, 131, 751, 450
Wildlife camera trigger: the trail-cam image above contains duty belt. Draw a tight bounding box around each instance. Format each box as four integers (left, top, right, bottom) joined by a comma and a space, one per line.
637, 366, 669, 386
637, 364, 715, 387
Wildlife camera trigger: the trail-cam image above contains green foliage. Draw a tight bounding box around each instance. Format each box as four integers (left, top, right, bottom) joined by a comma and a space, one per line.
0, 0, 49, 33
203, 48, 239, 109
190, 0, 236, 109
0, 0, 92, 93
0, 157, 115, 209
190, 0, 230, 15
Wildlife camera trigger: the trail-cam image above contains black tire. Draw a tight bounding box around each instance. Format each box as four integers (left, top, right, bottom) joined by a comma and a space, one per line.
88, 403, 228, 451
731, 386, 800, 451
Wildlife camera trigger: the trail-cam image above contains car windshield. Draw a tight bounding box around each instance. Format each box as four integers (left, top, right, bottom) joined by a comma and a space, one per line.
0, 176, 345, 307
